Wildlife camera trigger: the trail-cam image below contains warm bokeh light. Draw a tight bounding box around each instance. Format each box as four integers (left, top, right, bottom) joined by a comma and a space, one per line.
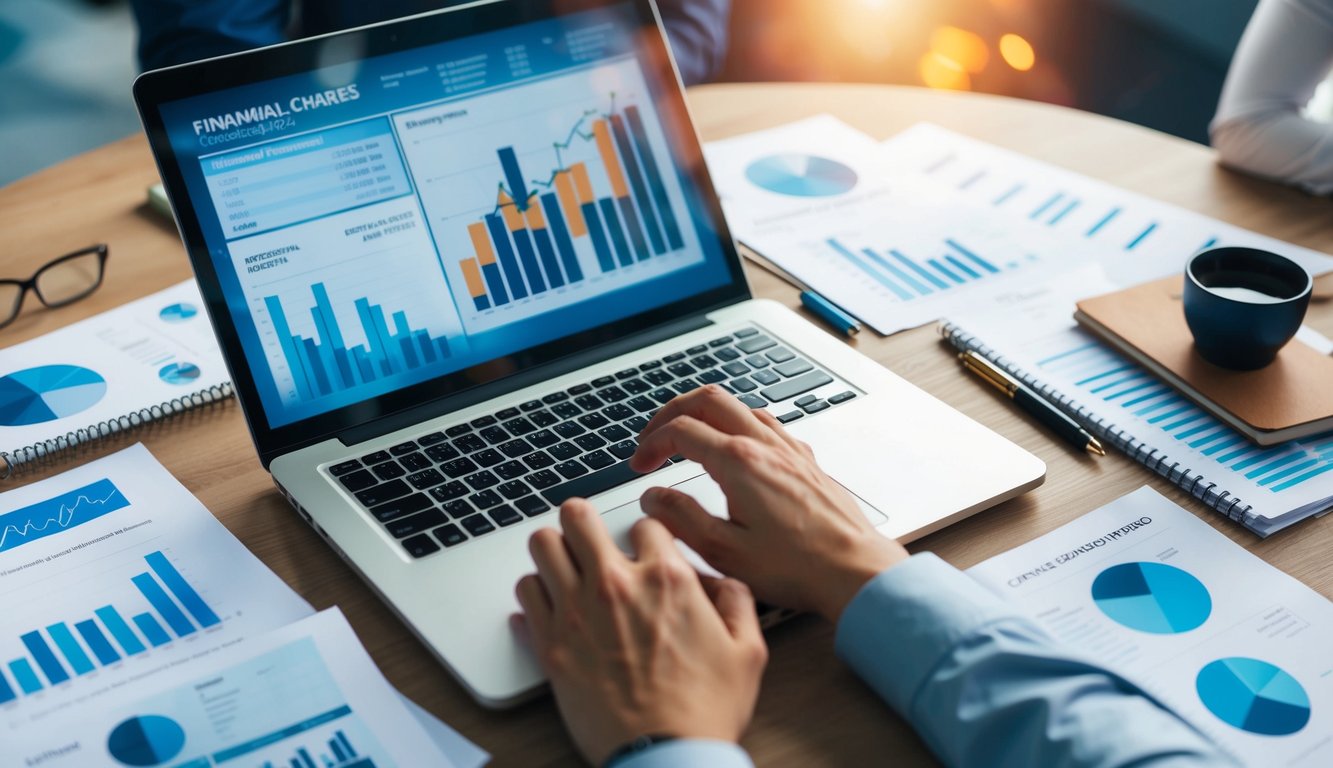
999, 33, 1036, 71
918, 51, 972, 91
930, 26, 988, 74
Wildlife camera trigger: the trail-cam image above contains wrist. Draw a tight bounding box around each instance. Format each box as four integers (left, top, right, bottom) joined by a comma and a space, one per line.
816, 537, 908, 623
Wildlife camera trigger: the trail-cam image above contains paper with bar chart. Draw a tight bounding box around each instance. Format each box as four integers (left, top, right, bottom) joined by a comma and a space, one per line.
968, 487, 1333, 766
0, 281, 228, 455
878, 123, 1333, 284
704, 115, 1093, 334
0, 445, 309, 728
394, 57, 703, 334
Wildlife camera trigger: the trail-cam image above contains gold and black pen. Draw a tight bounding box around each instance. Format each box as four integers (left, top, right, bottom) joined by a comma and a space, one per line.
959, 351, 1105, 457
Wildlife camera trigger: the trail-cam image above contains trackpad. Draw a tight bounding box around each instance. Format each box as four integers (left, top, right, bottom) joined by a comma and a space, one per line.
668, 473, 888, 527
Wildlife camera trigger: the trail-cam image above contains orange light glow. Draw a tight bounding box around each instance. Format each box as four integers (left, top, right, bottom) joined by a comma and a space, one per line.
930, 26, 988, 74
999, 33, 1036, 71
918, 51, 971, 91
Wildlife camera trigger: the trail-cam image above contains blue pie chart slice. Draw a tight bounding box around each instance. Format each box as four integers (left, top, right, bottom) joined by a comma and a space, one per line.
1091, 562, 1211, 634
159, 302, 197, 323
158, 362, 201, 386
107, 714, 186, 766
0, 365, 107, 426
745, 154, 858, 197
1197, 658, 1310, 736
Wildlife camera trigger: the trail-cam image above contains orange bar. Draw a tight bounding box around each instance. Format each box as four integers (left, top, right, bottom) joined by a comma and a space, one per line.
498, 189, 525, 231
460, 259, 486, 298
468, 222, 497, 266
556, 169, 588, 237
593, 119, 630, 199
524, 197, 548, 230
571, 162, 595, 203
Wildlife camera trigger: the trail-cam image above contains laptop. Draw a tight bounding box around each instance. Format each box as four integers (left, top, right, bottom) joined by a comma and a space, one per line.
133, 0, 1045, 707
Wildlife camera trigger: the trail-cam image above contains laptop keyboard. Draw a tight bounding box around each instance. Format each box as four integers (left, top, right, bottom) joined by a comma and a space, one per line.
328, 327, 859, 559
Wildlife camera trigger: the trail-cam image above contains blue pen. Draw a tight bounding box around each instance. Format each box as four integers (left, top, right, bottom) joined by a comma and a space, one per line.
800, 291, 861, 336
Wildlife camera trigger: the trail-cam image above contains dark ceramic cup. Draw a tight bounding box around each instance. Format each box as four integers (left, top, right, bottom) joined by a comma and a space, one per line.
1183, 247, 1312, 370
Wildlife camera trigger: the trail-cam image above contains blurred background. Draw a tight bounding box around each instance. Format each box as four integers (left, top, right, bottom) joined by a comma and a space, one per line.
0, 0, 1263, 186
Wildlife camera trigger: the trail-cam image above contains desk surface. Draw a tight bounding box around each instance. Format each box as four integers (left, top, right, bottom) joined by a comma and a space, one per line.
4, 83, 1331, 767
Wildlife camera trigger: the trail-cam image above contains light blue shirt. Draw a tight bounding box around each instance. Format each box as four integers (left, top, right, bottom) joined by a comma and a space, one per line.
621, 553, 1238, 768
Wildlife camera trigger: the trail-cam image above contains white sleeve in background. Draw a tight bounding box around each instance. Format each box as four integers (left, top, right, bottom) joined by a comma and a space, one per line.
1211, 0, 1333, 195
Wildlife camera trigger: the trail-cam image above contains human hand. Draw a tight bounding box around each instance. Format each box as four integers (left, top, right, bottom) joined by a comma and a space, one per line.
629, 386, 909, 623
513, 500, 767, 765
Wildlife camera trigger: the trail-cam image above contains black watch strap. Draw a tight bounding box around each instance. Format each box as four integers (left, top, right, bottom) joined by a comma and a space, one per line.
602, 734, 679, 767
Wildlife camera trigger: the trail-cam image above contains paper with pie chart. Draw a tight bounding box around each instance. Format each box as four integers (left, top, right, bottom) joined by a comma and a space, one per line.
0, 280, 228, 458
968, 487, 1332, 765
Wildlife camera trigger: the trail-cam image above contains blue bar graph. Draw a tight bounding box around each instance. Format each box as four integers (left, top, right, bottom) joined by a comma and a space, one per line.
46, 623, 94, 676
625, 106, 684, 250
21, 631, 68, 685
133, 613, 171, 647
826, 237, 1025, 303
96, 606, 148, 654
75, 620, 120, 665
133, 574, 196, 638
485, 213, 529, 300
610, 114, 666, 255
9, 659, 41, 694
542, 193, 583, 282
599, 198, 635, 267
146, 551, 221, 628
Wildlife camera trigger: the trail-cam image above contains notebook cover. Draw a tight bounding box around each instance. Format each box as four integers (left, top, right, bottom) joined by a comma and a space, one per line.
1075, 276, 1333, 434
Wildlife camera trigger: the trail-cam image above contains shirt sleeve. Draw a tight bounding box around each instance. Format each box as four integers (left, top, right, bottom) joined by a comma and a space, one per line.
835, 553, 1239, 768
131, 0, 289, 71
654, 0, 732, 85
613, 739, 753, 768
1211, 0, 1333, 194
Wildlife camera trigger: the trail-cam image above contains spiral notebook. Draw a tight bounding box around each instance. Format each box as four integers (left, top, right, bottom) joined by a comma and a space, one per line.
0, 281, 233, 477
940, 318, 1333, 538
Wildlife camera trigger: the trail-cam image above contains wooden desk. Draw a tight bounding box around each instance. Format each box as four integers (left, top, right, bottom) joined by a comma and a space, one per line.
3, 84, 1330, 766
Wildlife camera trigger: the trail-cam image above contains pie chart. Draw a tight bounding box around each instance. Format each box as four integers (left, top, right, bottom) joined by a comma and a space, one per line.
1196, 658, 1310, 736
158, 362, 201, 386
0, 365, 107, 426
107, 714, 186, 766
159, 302, 197, 323
745, 154, 858, 197
1091, 562, 1211, 634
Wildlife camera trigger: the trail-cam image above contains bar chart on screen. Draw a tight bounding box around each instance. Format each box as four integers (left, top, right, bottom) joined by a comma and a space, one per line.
396, 58, 703, 334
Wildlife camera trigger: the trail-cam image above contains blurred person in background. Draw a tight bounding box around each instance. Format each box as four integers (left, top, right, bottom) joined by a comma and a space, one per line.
1212, 0, 1333, 195
130, 0, 730, 86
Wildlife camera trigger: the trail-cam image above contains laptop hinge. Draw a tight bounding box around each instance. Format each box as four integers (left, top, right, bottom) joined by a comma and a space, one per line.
336, 313, 717, 447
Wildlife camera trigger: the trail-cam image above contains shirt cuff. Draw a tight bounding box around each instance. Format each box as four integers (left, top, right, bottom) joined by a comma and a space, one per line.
834, 552, 1018, 715
614, 739, 753, 768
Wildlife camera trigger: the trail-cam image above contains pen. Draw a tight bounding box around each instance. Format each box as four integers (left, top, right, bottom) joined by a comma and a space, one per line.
800, 290, 861, 337
960, 351, 1106, 457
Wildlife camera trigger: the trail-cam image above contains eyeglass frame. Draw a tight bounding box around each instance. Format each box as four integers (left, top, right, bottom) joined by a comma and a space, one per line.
0, 244, 109, 329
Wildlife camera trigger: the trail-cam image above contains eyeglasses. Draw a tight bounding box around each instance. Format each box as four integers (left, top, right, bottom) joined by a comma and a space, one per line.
1, 245, 109, 329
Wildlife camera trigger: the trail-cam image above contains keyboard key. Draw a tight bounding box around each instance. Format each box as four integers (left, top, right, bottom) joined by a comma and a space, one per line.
480, 426, 510, 444
745, 354, 770, 368
418, 431, 448, 446
503, 417, 537, 435
730, 377, 757, 393
672, 379, 700, 394
662, 352, 686, 363
603, 404, 635, 421
524, 451, 556, 470
372, 461, 406, 481
552, 402, 582, 419
430, 481, 469, 502
464, 470, 501, 490
527, 469, 561, 489
649, 387, 676, 405
689, 354, 718, 368
390, 441, 419, 456
567, 383, 592, 395
582, 450, 616, 470
441, 457, 479, 478
767, 347, 797, 364
496, 407, 521, 420
470, 415, 497, 428
608, 440, 638, 460
361, 450, 391, 465
628, 396, 657, 413
369, 492, 433, 523
530, 410, 559, 428
795, 395, 818, 407
402, 534, 440, 558
499, 438, 535, 458
803, 400, 831, 414
738, 393, 768, 409
830, 391, 857, 404
722, 362, 751, 377
686, 344, 708, 355
698, 369, 728, 384
425, 443, 460, 463
387, 509, 447, 539
453, 433, 486, 453
616, 368, 639, 380
473, 449, 505, 467
542, 460, 659, 506
775, 358, 813, 377
446, 424, 473, 437
777, 411, 803, 424
516, 496, 549, 517
490, 506, 523, 527
622, 378, 651, 394
407, 468, 447, 490
599, 424, 632, 442
762, 371, 833, 402
592, 375, 616, 388
550, 442, 581, 460
644, 370, 673, 386
737, 335, 775, 353
596, 385, 629, 403
461, 513, 496, 537
494, 460, 527, 480
668, 362, 696, 377
521, 400, 543, 412
639, 359, 663, 371
329, 460, 361, 476
735, 327, 760, 338
555, 460, 589, 480
338, 469, 377, 493
715, 347, 742, 362
709, 336, 734, 347
625, 415, 651, 433
574, 434, 607, 451
498, 480, 532, 500
578, 413, 610, 429
441, 499, 473, 519
752, 369, 781, 386
542, 391, 570, 404
575, 394, 604, 411
433, 524, 467, 547
470, 489, 504, 509
528, 429, 560, 447
400, 452, 431, 471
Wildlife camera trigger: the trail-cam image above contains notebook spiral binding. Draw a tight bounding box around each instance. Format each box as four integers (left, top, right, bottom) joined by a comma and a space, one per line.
0, 382, 235, 480
940, 322, 1258, 526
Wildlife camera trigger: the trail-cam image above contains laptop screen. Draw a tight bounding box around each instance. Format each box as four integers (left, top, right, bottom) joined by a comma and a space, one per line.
150, 2, 737, 434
